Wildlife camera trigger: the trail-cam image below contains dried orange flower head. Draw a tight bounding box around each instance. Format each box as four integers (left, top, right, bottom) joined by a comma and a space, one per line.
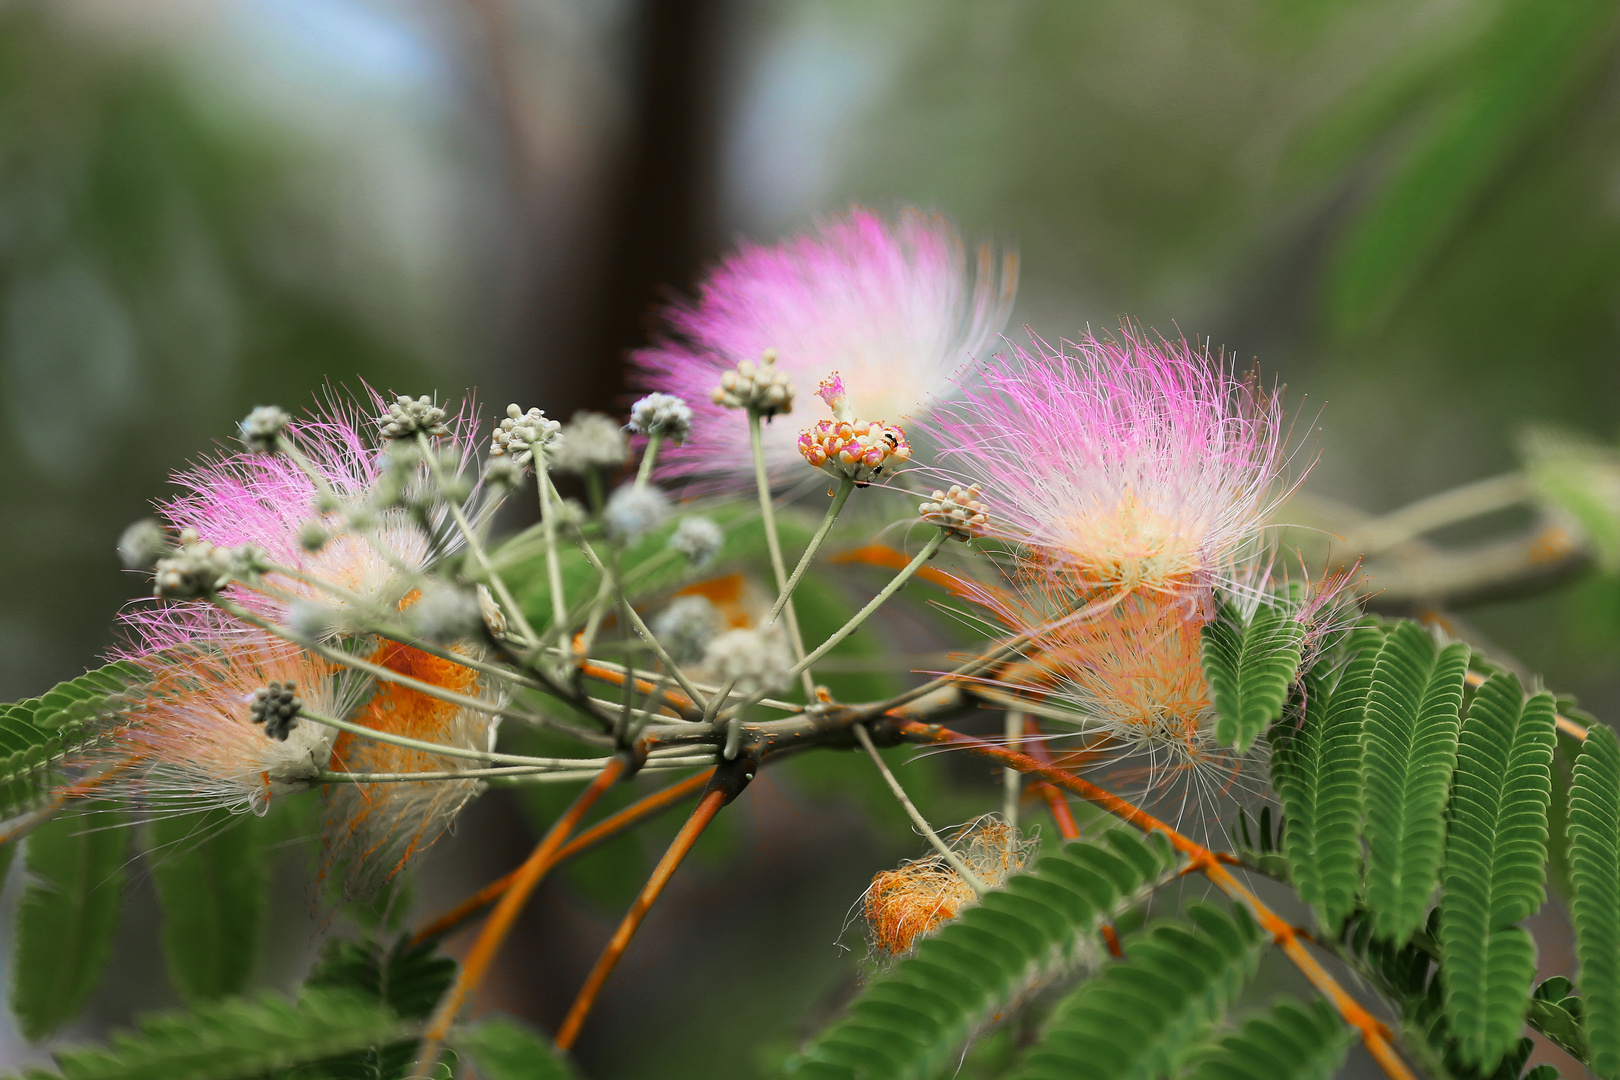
864, 816, 1037, 956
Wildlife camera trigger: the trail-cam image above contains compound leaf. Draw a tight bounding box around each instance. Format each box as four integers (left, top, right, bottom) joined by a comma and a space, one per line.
1569, 723, 1620, 1077
1203, 602, 1306, 751
1439, 672, 1555, 1070
1271, 624, 1382, 931
1362, 622, 1468, 943
11, 801, 129, 1040
149, 810, 269, 1004
1181, 997, 1353, 1080
787, 830, 1179, 1080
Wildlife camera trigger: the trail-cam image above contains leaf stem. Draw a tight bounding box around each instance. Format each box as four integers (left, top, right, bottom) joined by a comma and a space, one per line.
555, 785, 729, 1049
749, 409, 814, 698
412, 758, 628, 1078
409, 767, 717, 943
853, 722, 987, 896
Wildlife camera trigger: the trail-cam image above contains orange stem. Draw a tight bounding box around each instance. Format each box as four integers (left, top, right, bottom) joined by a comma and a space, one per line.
895, 720, 1417, 1080
577, 660, 696, 713
554, 788, 726, 1051
411, 757, 628, 1078
410, 767, 717, 945
1021, 718, 1079, 841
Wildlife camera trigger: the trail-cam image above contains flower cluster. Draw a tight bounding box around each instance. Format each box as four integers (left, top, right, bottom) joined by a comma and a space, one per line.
796, 374, 913, 486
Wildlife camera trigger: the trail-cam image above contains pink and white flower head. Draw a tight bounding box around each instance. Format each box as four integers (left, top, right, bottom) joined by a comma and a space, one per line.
94, 632, 365, 816
634, 206, 1016, 486
797, 374, 913, 486
931, 326, 1289, 598
126, 388, 480, 645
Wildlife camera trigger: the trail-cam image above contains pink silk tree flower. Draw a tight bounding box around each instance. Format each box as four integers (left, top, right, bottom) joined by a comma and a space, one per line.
128, 389, 481, 645
90, 633, 366, 816
633, 206, 1017, 485
930, 326, 1290, 598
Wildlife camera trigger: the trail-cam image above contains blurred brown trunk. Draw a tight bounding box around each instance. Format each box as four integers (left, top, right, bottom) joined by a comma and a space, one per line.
581, 0, 729, 414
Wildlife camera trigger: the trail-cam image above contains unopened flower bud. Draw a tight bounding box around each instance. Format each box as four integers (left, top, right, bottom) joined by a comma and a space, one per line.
550, 412, 628, 474
250, 680, 302, 741
604, 484, 670, 544
407, 584, 486, 644
626, 393, 694, 445
117, 518, 170, 570
712, 349, 794, 418
379, 394, 449, 440
920, 484, 989, 541
668, 515, 724, 569
152, 537, 249, 600
651, 595, 719, 666
703, 628, 792, 698
483, 456, 522, 491
288, 600, 344, 640
239, 406, 291, 453
491, 404, 561, 467
299, 520, 330, 552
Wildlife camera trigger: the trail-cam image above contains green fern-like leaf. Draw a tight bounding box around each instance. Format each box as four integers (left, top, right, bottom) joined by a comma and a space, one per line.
5, 989, 408, 1080
452, 1018, 578, 1080
1569, 724, 1620, 1078
1203, 602, 1306, 751
1362, 622, 1469, 943
12, 801, 129, 1040
1007, 902, 1265, 1080
1181, 997, 1353, 1080
0, 661, 148, 821
149, 809, 270, 1004
786, 829, 1179, 1080
1528, 976, 1588, 1064
1271, 625, 1382, 931
1439, 672, 1555, 1070
295, 933, 459, 1080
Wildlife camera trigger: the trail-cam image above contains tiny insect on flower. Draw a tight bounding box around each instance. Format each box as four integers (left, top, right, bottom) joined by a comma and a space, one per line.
798, 376, 913, 486
635, 206, 1016, 487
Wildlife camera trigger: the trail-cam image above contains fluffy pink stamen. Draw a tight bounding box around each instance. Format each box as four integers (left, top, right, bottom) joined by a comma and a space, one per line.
929, 326, 1289, 596
634, 206, 1016, 487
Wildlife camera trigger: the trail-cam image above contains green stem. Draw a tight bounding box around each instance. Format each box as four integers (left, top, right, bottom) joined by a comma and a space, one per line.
300, 707, 600, 768
572, 538, 711, 710
853, 723, 986, 896
536, 453, 569, 638
1003, 709, 1024, 829
248, 568, 544, 692
749, 409, 814, 699
786, 533, 946, 696
317, 756, 716, 785
1351, 471, 1532, 556
636, 431, 664, 487
762, 476, 855, 630
213, 595, 506, 721
418, 432, 542, 649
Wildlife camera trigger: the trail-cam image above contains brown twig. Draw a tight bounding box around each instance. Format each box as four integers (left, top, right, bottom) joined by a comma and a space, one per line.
410, 767, 716, 944
555, 784, 730, 1049
895, 720, 1417, 1080
411, 756, 630, 1078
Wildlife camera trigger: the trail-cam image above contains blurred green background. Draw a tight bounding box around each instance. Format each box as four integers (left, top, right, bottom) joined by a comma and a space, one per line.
2, 0, 1618, 1076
